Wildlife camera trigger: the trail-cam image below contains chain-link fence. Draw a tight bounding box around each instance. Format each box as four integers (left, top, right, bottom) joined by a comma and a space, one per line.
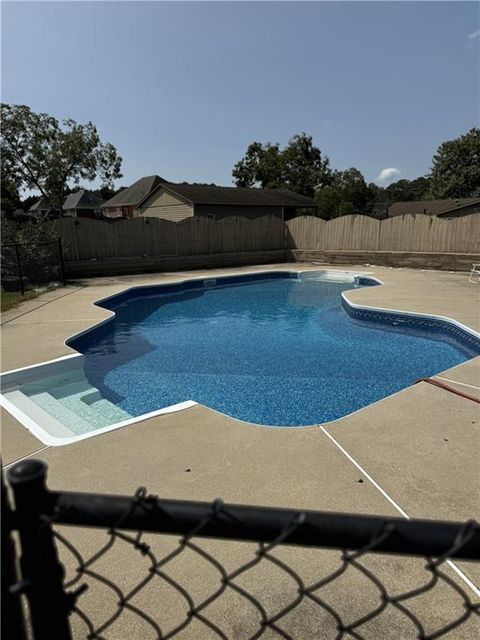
4, 459, 480, 640
1, 238, 65, 295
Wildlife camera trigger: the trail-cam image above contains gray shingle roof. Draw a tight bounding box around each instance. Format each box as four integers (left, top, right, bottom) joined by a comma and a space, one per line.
29, 197, 52, 212
101, 175, 167, 208
388, 198, 480, 217
62, 190, 103, 211
144, 182, 317, 207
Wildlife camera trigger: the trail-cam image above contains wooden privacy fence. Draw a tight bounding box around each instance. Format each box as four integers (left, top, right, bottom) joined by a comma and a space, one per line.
53, 215, 286, 262
286, 213, 480, 253
50, 213, 479, 263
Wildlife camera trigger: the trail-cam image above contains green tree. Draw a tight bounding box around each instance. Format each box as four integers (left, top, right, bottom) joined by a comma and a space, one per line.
1, 104, 122, 215
0, 175, 21, 217
335, 168, 369, 211
383, 176, 430, 202
365, 183, 390, 217
315, 168, 369, 218
363, 177, 431, 218
428, 128, 480, 198
315, 185, 342, 219
232, 142, 283, 188
233, 133, 331, 197
281, 133, 331, 197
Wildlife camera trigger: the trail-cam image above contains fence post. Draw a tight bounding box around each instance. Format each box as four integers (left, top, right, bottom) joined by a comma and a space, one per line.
13, 243, 25, 295
2, 468, 27, 640
58, 237, 66, 285
7, 460, 72, 640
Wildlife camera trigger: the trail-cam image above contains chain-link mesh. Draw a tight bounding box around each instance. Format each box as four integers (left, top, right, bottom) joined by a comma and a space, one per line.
19, 239, 64, 285
1, 239, 66, 324
0, 243, 20, 287
43, 490, 480, 640
1, 240, 64, 288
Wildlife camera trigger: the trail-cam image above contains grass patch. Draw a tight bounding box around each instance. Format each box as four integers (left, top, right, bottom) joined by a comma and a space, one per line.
1, 289, 39, 312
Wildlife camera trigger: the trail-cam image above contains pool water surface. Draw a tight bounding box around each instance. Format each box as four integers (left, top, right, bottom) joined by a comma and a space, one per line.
67, 273, 479, 426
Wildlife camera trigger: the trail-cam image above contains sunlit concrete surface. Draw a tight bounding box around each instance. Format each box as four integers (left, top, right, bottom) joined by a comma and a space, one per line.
2, 263, 479, 638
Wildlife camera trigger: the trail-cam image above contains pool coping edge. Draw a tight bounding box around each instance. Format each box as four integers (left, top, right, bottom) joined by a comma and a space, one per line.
1, 267, 479, 446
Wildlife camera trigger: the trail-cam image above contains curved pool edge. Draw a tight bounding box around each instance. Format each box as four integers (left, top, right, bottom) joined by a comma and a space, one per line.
1, 266, 479, 446
341, 291, 480, 353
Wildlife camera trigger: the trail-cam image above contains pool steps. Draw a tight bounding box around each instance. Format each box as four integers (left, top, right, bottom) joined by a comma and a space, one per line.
3, 372, 131, 437
28, 391, 94, 435
2, 390, 76, 438
2, 268, 478, 445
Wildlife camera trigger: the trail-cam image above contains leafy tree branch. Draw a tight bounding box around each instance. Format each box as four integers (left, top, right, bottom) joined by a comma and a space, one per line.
1, 104, 123, 216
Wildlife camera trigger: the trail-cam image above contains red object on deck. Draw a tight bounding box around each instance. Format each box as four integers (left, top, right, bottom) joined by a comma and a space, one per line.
414, 377, 480, 404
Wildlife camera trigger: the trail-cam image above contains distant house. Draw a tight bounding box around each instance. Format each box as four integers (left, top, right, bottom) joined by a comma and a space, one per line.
137, 182, 317, 221
28, 191, 103, 219
101, 175, 167, 218
28, 197, 53, 217
62, 190, 103, 218
387, 198, 480, 218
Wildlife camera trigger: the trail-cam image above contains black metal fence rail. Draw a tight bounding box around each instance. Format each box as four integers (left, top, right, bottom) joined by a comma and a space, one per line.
4, 459, 480, 640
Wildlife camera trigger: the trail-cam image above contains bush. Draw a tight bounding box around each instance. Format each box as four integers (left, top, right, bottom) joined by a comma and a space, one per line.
1, 214, 58, 286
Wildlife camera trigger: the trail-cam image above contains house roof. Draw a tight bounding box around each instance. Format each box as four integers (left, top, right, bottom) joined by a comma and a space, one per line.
388, 198, 480, 217
101, 175, 167, 208
62, 189, 103, 211
142, 182, 317, 208
436, 198, 480, 218
29, 197, 52, 212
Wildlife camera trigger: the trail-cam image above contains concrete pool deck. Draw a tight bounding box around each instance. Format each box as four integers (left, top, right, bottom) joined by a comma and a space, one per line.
1, 263, 480, 638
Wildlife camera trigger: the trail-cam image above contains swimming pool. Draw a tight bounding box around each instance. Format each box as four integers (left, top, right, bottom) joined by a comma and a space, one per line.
2, 269, 479, 442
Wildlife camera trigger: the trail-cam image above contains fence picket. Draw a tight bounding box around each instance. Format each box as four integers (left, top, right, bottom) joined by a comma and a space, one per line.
36, 213, 480, 264
287, 213, 480, 254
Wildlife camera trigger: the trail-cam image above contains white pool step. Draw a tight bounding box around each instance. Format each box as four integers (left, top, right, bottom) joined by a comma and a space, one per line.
29, 392, 95, 435
18, 370, 87, 397
47, 379, 92, 400
89, 399, 131, 423
58, 390, 131, 426
57, 394, 117, 429
2, 360, 135, 443
27, 385, 132, 435
2, 390, 75, 438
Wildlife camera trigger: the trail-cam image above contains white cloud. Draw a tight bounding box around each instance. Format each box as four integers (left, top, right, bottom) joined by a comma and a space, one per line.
468, 29, 480, 39
374, 168, 401, 186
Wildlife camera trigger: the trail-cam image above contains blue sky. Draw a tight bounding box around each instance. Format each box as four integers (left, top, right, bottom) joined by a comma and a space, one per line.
2, 1, 479, 191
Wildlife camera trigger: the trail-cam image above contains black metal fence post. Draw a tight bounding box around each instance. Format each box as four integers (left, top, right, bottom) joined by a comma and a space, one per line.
58, 237, 66, 285
2, 469, 27, 640
13, 242, 25, 295
7, 460, 72, 640
3, 458, 480, 638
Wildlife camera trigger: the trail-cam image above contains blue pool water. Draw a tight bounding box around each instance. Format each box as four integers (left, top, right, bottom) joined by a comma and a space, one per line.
69, 273, 479, 426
